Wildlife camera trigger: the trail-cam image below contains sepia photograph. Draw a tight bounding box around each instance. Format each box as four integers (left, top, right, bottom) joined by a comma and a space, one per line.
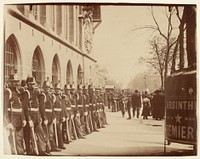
2, 0, 198, 158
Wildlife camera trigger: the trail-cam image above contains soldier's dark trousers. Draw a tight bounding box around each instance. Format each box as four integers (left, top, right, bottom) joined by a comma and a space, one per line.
85, 114, 91, 134
74, 116, 84, 138
8, 127, 24, 155
42, 123, 51, 153
24, 123, 46, 155
56, 122, 64, 148
68, 119, 73, 140
47, 122, 57, 151
88, 113, 94, 132
97, 112, 102, 128
61, 121, 69, 144
80, 115, 86, 134
91, 112, 98, 131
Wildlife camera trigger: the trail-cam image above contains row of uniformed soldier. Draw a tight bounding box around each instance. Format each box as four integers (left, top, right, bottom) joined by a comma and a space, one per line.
4, 74, 108, 156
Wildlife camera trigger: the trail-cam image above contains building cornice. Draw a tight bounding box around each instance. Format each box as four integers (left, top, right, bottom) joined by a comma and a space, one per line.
7, 7, 97, 63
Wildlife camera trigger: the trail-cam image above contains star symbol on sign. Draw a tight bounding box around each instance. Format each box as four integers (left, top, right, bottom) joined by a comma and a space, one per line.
175, 114, 182, 123
188, 87, 193, 96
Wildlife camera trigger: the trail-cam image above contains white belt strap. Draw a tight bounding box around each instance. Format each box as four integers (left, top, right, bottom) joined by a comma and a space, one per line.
30, 108, 39, 112
8, 108, 22, 112
71, 105, 76, 108
54, 108, 62, 112
45, 109, 52, 112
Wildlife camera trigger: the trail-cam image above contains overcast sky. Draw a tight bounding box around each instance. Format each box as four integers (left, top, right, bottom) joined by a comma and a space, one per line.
93, 5, 157, 88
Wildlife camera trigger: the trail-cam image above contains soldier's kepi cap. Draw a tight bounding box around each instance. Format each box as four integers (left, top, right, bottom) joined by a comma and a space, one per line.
43, 80, 51, 88
83, 83, 88, 90
70, 82, 75, 90
77, 84, 83, 90
9, 73, 20, 82
55, 82, 62, 90
26, 76, 36, 84
64, 83, 71, 90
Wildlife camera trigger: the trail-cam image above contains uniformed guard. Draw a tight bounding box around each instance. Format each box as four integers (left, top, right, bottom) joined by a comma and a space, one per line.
77, 84, 87, 136
99, 89, 108, 126
63, 83, 73, 143
96, 87, 103, 129
4, 74, 26, 155
72, 84, 85, 139
83, 84, 91, 134
22, 76, 50, 155
53, 82, 66, 149
69, 83, 78, 140
89, 84, 99, 132
38, 80, 61, 152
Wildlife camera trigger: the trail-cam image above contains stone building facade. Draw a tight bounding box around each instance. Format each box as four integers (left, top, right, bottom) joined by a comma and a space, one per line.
4, 4, 102, 88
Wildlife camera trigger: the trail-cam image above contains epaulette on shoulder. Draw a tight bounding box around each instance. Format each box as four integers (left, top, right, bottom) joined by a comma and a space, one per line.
76, 93, 79, 100
5, 88, 12, 99
52, 94, 56, 103
40, 92, 47, 102
16, 88, 21, 95
24, 89, 30, 99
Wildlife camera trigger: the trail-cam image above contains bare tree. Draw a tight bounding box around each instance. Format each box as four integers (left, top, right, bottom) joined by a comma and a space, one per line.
139, 36, 165, 89
134, 6, 183, 89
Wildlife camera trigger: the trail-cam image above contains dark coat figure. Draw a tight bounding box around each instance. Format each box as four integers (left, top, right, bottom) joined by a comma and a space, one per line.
132, 90, 141, 118
152, 90, 165, 120
122, 94, 128, 118
119, 93, 125, 117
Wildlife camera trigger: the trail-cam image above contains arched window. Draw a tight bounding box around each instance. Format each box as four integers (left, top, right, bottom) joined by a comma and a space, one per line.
32, 47, 45, 87
66, 60, 73, 84
52, 54, 61, 86
77, 64, 83, 85
4, 35, 21, 82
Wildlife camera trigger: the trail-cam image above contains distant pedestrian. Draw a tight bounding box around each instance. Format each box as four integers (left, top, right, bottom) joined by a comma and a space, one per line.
142, 91, 151, 119
127, 96, 132, 119
132, 90, 141, 118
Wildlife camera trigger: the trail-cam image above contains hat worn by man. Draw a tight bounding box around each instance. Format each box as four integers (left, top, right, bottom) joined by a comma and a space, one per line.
77, 84, 83, 90
135, 90, 139, 93
26, 76, 36, 84
43, 80, 51, 88
64, 83, 71, 90
9, 73, 20, 82
70, 82, 75, 90
55, 82, 62, 90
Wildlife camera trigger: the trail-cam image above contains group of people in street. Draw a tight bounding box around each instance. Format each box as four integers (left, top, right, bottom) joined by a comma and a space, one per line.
4, 73, 108, 156
106, 89, 165, 120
